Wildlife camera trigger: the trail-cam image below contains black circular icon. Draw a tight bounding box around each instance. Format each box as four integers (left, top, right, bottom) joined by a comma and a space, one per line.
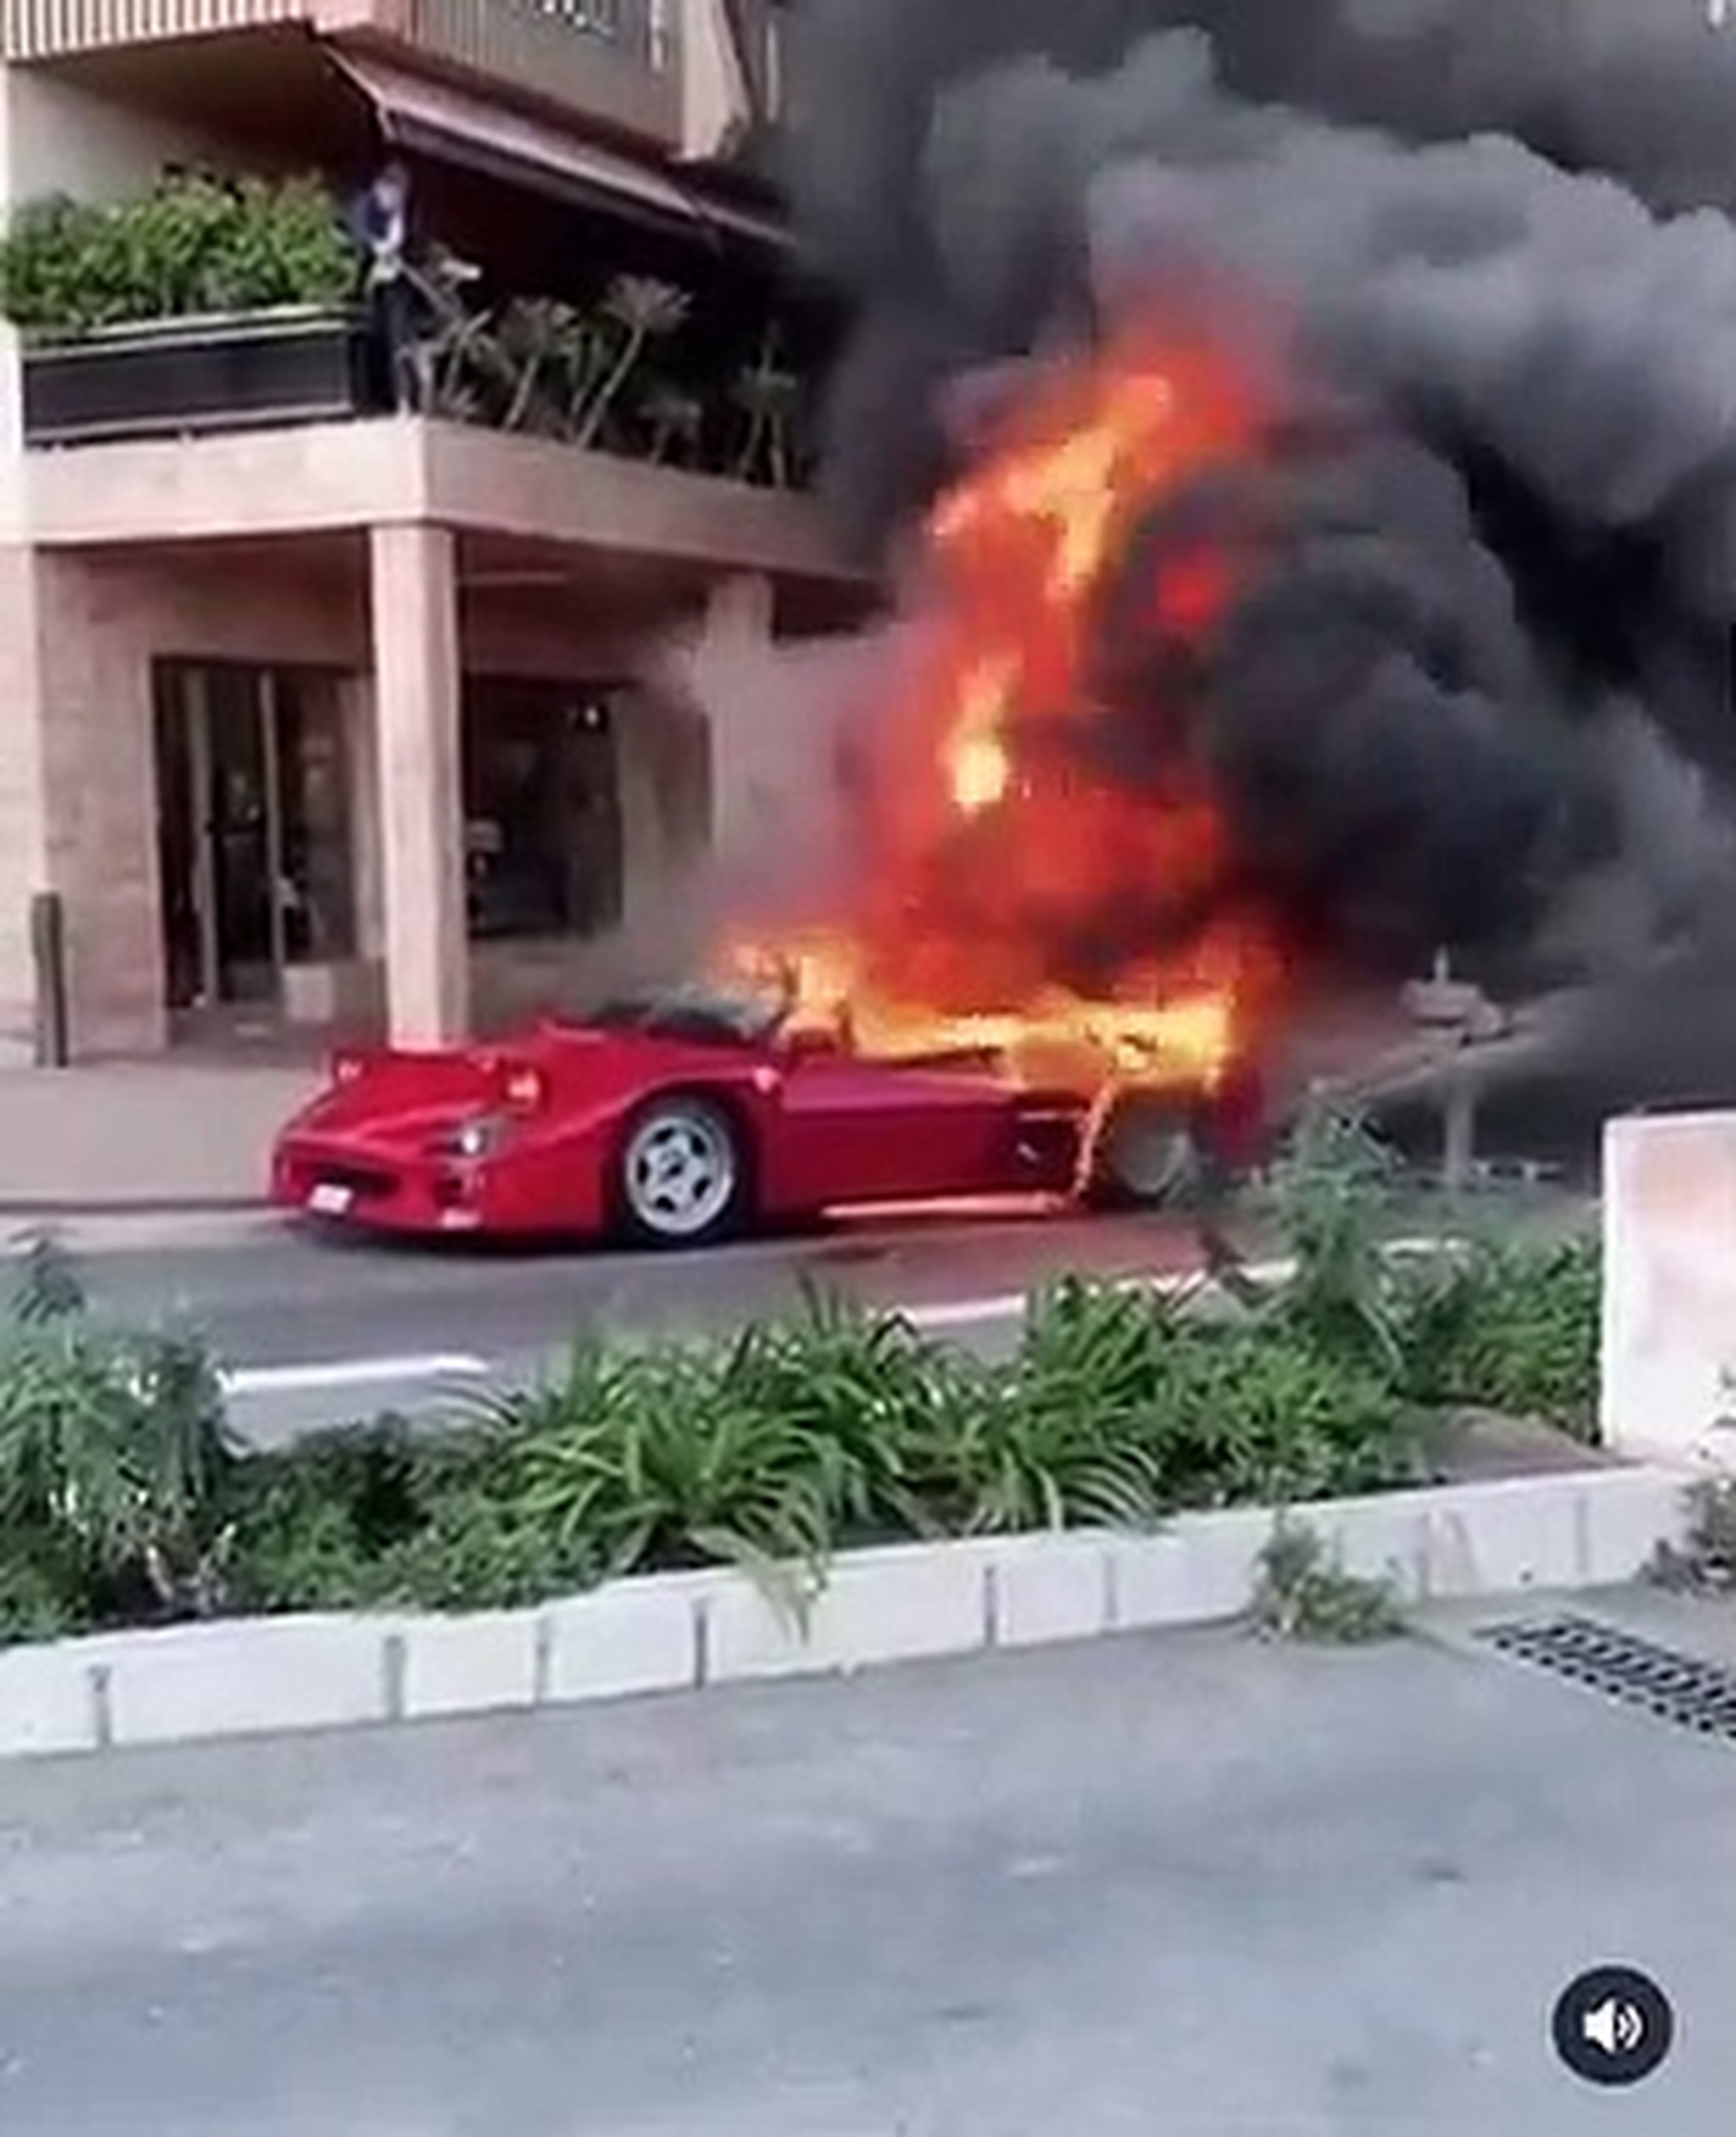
1552, 1966, 1675, 2087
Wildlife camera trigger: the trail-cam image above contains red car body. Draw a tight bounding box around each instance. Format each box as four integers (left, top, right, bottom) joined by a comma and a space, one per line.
269, 990, 1267, 1243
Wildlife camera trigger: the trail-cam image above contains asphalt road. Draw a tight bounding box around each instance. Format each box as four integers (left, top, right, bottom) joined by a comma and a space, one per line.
61, 1182, 1583, 1445
72, 1204, 1249, 1442
0, 1589, 1729, 2133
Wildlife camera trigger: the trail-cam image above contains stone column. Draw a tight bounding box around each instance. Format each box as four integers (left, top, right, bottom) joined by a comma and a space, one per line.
693, 572, 776, 858
0, 545, 164, 1062
368, 523, 468, 1048
0, 546, 52, 1064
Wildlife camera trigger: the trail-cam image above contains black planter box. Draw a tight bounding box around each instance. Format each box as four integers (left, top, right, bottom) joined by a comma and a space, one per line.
21, 307, 377, 448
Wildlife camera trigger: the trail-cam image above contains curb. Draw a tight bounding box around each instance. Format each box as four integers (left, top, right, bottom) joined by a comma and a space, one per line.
0, 1196, 269, 1217
3, 1210, 284, 1255
0, 1465, 1690, 1762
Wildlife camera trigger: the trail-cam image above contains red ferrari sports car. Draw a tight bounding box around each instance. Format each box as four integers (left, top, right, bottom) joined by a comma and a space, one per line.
269, 982, 1269, 1246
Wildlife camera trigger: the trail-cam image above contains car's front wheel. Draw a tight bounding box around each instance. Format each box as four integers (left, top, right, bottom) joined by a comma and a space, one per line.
615, 1094, 750, 1247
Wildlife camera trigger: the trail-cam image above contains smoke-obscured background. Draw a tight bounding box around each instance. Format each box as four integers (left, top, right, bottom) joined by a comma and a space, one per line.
689, 0, 1736, 1131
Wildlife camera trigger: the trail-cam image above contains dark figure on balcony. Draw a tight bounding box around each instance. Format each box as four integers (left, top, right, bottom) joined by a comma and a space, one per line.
346, 159, 420, 413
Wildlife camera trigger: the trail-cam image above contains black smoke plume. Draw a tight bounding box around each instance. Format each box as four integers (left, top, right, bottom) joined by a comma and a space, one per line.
776, 0, 1736, 989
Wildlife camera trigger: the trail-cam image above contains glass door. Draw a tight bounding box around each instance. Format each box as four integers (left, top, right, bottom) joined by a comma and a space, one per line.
154, 663, 355, 1012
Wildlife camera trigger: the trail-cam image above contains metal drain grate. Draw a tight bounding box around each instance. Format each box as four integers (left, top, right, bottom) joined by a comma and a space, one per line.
1477, 1614, 1736, 1742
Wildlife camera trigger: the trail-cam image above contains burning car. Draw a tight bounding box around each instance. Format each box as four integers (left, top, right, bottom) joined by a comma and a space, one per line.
268, 971, 1269, 1246
273, 328, 1303, 1247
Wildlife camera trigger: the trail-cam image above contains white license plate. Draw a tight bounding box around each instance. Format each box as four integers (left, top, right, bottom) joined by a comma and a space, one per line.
308, 1182, 355, 1216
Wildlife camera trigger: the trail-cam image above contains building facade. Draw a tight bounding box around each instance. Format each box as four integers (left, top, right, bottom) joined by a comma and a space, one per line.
0, 0, 864, 1063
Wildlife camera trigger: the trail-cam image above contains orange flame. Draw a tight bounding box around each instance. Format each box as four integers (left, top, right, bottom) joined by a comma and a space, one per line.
720, 325, 1288, 1107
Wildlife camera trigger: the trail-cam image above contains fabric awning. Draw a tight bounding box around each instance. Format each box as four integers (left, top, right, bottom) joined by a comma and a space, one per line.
327, 47, 788, 252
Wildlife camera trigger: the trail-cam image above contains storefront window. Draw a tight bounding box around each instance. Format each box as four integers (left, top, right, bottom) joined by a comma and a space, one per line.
462, 680, 624, 941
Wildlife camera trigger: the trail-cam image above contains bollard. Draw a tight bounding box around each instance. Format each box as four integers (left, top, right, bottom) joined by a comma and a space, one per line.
30, 891, 69, 1068
1442, 1076, 1477, 1197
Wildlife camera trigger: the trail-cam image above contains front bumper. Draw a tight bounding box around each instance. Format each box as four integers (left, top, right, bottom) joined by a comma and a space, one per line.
271, 1132, 560, 1236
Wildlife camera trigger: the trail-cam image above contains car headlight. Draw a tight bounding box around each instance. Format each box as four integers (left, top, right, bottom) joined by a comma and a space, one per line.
444, 1112, 511, 1161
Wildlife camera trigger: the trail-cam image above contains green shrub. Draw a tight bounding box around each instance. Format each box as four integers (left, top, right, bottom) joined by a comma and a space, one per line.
236, 1271, 1426, 1614
1016, 1272, 1193, 1409
865, 1277, 1180, 1537
10, 1231, 86, 1323
1251, 1519, 1406, 1643
0, 1242, 240, 1626
1403, 1234, 1600, 1437
0, 1547, 83, 1647
0, 170, 355, 337
1135, 1321, 1424, 1508
893, 1346, 1167, 1537
1260, 1094, 1409, 1373
229, 1419, 428, 1612
472, 1333, 854, 1608
233, 1419, 602, 1616
699, 1285, 947, 1532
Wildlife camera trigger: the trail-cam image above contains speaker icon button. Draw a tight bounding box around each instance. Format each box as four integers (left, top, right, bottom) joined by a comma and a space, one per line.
1552, 1965, 1675, 2087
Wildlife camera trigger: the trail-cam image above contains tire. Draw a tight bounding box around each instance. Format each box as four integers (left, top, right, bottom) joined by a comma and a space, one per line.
1085, 1092, 1202, 1212
614, 1093, 750, 1248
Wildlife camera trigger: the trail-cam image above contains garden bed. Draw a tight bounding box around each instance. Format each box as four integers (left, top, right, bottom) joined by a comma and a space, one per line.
0, 1462, 1686, 1760
0, 1110, 1609, 1646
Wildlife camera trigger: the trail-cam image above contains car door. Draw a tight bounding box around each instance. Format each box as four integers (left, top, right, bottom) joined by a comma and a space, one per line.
762, 1048, 1024, 1210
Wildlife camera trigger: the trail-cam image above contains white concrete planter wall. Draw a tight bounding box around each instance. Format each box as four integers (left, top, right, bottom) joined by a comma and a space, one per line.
0, 1465, 1689, 1761
1603, 1109, 1736, 1472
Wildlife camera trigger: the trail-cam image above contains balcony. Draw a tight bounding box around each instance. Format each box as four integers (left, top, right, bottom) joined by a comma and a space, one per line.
0, 0, 789, 170
2, 169, 850, 596
2, 0, 682, 151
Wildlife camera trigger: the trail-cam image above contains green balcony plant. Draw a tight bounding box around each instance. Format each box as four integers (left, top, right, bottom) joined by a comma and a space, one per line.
0, 170, 356, 337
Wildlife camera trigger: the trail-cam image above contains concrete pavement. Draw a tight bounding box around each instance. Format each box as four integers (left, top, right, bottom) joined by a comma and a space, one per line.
0, 1063, 313, 1213
0, 1589, 1728, 2133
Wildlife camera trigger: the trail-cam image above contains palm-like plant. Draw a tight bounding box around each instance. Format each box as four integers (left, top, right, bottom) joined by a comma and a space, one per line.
400, 248, 492, 418
573, 274, 690, 449
493, 297, 597, 433
641, 377, 705, 464
731, 327, 802, 486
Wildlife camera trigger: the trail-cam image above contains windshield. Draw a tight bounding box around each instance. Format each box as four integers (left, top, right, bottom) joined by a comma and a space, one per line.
583, 982, 791, 1048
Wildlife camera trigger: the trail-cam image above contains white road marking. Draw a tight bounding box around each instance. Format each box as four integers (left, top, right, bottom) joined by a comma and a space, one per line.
904, 1264, 1278, 1331
222, 1354, 491, 1398
216, 1237, 1463, 1394
901, 1238, 1450, 1332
